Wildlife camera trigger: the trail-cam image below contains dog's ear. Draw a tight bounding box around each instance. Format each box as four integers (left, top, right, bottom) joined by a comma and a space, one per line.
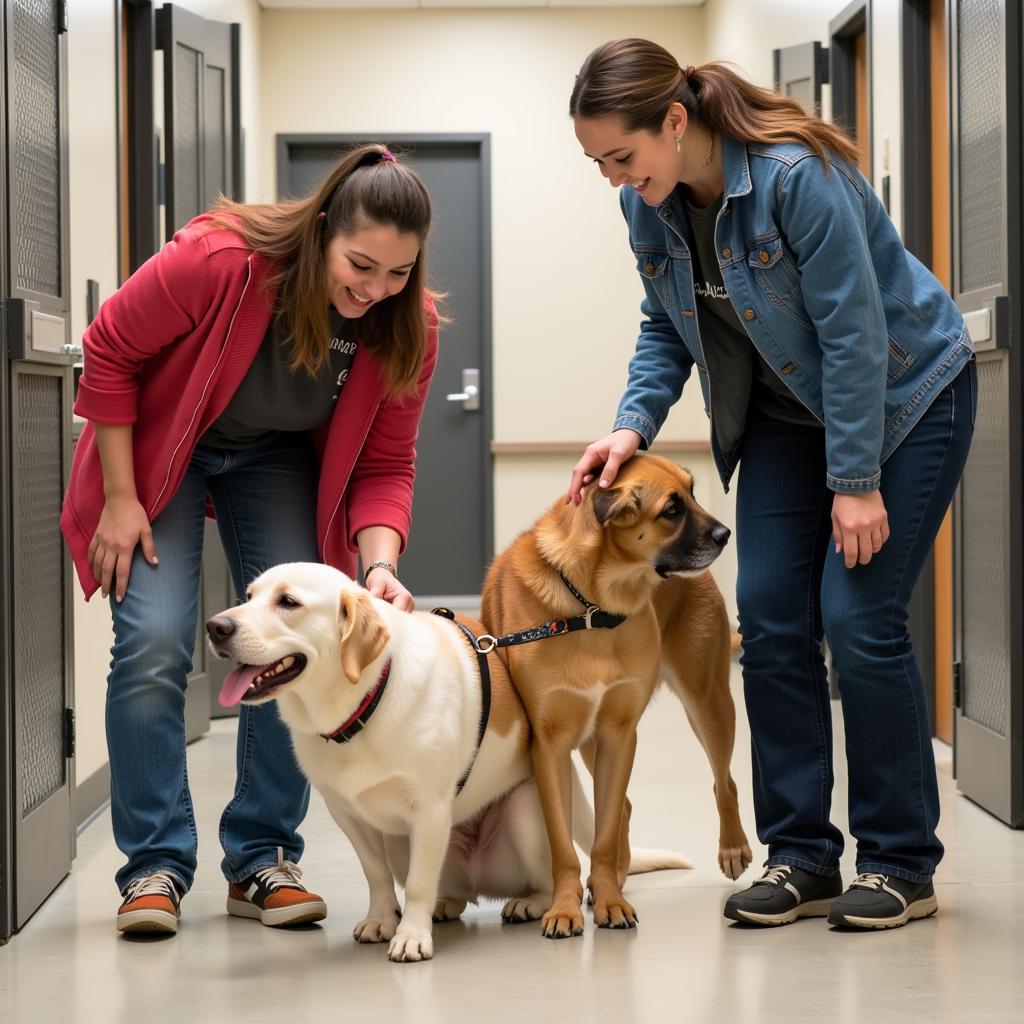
591, 484, 643, 527
338, 590, 390, 684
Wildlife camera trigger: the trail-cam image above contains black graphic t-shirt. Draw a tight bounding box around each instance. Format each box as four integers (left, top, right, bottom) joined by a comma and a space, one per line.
201, 307, 357, 450
685, 195, 821, 459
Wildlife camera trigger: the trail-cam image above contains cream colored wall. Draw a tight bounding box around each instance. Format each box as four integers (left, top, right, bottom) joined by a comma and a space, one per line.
257, 6, 746, 615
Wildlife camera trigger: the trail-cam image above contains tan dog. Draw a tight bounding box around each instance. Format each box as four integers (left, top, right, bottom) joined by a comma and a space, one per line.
208, 563, 689, 962
482, 453, 752, 939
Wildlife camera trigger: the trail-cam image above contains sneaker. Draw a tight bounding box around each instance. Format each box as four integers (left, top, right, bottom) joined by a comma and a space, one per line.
723, 864, 842, 926
117, 870, 183, 934
827, 872, 938, 929
227, 847, 327, 927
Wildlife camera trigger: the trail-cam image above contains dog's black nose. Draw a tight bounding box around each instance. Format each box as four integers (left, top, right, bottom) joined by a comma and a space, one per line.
711, 524, 731, 548
206, 615, 236, 641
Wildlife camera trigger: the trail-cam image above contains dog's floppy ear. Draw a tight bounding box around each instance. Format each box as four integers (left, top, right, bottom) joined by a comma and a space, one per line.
591, 484, 643, 527
338, 589, 390, 684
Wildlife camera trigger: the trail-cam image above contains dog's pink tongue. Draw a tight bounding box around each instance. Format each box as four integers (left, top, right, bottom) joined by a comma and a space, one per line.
219, 664, 266, 708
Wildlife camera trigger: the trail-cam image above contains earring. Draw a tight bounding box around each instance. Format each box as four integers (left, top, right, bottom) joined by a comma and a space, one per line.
675, 136, 682, 153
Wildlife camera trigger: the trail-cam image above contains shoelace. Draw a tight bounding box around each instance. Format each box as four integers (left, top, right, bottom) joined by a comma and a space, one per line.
754, 864, 794, 887
124, 870, 179, 901
849, 871, 888, 891
253, 846, 305, 891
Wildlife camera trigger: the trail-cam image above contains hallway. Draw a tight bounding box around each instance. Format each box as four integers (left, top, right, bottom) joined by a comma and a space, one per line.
2, 671, 1022, 1024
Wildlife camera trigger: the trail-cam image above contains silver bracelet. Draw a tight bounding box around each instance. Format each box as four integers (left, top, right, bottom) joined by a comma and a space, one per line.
363, 560, 398, 586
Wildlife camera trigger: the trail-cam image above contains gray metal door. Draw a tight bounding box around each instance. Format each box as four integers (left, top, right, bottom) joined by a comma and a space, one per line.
951, 0, 1024, 825
773, 40, 830, 116
156, 3, 241, 734
1, 0, 77, 933
279, 135, 493, 600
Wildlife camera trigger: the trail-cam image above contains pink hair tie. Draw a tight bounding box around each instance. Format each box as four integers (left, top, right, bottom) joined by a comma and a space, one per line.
682, 65, 696, 81
381, 149, 395, 163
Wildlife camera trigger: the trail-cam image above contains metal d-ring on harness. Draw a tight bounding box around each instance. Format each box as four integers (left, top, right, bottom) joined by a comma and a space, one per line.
431, 573, 626, 794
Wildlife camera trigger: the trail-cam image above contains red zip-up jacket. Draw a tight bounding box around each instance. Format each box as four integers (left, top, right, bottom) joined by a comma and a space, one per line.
61, 216, 438, 600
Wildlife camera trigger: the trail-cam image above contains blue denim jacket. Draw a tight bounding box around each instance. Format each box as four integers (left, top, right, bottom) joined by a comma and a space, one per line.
613, 135, 972, 493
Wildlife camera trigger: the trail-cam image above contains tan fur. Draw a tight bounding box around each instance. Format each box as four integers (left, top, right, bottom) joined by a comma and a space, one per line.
482, 453, 753, 938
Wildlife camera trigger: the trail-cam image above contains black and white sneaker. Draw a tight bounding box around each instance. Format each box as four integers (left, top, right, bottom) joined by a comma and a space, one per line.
723, 864, 842, 926
827, 872, 937, 929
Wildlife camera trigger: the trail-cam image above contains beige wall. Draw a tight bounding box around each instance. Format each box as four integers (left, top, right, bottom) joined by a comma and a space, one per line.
257, 6, 745, 613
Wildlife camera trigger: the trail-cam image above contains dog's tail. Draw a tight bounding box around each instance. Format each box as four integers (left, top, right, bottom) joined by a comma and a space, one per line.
569, 760, 692, 874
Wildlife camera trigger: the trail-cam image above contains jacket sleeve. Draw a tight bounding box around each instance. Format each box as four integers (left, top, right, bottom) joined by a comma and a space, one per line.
345, 296, 440, 553
612, 188, 694, 448
74, 227, 213, 424
778, 155, 888, 493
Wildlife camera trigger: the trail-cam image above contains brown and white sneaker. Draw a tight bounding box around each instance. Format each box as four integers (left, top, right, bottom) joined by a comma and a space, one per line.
227, 847, 327, 927
117, 870, 183, 934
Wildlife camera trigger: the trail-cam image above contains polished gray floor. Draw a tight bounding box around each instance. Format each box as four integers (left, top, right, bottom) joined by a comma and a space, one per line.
2, 669, 1023, 1024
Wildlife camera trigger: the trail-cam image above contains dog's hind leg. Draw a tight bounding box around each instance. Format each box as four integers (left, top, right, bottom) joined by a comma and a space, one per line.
661, 649, 753, 881
324, 797, 401, 943
495, 782, 553, 925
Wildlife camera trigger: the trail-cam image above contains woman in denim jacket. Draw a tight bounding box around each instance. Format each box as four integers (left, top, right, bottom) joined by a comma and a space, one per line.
567, 38, 975, 930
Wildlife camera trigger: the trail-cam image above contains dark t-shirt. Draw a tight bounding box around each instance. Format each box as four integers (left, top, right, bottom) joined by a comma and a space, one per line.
202, 308, 357, 449
685, 195, 822, 457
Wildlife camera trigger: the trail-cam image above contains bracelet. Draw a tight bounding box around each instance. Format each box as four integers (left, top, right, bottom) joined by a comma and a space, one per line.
363, 560, 398, 586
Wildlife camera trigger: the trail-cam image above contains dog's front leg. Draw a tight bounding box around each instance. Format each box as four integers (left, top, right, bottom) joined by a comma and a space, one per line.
388, 800, 453, 963
589, 724, 639, 929
531, 736, 584, 939
324, 798, 400, 943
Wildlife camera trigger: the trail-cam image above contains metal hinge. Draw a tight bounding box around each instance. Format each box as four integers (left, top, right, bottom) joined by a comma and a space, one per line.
952, 661, 963, 710
64, 708, 76, 759
59, 1, 69, 33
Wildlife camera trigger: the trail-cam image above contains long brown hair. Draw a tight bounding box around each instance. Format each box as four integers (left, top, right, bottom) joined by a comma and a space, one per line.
210, 143, 436, 397
570, 38, 859, 168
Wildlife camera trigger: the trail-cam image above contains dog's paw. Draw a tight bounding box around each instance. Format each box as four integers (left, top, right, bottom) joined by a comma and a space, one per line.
719, 842, 753, 881
353, 911, 399, 943
540, 902, 584, 940
388, 924, 434, 962
591, 894, 638, 930
432, 898, 466, 923
501, 894, 548, 924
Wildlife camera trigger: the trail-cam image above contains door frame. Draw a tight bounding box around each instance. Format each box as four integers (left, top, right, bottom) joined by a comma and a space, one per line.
949, 0, 1024, 825
276, 132, 495, 587
899, 0, 941, 734
830, 0, 873, 179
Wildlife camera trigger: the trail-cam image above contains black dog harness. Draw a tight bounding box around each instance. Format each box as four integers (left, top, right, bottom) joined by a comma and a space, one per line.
466, 573, 626, 655
430, 608, 492, 796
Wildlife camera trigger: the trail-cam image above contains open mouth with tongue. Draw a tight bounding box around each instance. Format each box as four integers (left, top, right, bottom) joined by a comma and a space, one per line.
219, 654, 308, 708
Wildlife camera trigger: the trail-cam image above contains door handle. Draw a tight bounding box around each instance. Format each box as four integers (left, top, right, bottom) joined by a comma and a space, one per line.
446, 368, 480, 411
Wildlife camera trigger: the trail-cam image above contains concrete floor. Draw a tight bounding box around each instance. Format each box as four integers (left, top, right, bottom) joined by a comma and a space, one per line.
2, 668, 1023, 1024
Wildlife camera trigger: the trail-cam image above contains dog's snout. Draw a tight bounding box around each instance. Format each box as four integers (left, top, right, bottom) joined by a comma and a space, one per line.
711, 524, 731, 548
206, 615, 237, 642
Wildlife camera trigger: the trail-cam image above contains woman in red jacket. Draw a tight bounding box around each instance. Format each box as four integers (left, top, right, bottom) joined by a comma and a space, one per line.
61, 144, 439, 936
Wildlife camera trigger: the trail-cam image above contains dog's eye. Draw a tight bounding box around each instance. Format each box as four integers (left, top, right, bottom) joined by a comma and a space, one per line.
660, 502, 683, 520
277, 594, 301, 609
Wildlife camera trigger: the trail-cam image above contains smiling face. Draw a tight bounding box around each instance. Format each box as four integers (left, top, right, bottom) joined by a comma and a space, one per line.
324, 221, 421, 318
574, 111, 685, 206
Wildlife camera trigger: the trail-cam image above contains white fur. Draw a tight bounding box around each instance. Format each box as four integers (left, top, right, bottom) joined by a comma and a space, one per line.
210, 562, 689, 962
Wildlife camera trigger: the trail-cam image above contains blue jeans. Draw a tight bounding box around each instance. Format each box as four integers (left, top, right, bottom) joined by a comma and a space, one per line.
735, 361, 975, 883
106, 433, 320, 894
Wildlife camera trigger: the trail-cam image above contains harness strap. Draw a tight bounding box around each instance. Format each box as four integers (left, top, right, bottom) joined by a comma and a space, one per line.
431, 609, 491, 796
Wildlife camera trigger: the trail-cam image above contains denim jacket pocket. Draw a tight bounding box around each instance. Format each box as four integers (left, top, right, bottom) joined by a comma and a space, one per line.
886, 336, 917, 384
747, 234, 800, 304
634, 246, 674, 309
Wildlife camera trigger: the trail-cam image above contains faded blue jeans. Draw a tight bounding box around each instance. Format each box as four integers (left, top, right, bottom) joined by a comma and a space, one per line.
106, 432, 319, 894
735, 361, 975, 883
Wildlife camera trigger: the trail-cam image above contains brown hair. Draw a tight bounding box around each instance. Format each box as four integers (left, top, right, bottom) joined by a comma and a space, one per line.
209, 143, 436, 397
569, 38, 859, 168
